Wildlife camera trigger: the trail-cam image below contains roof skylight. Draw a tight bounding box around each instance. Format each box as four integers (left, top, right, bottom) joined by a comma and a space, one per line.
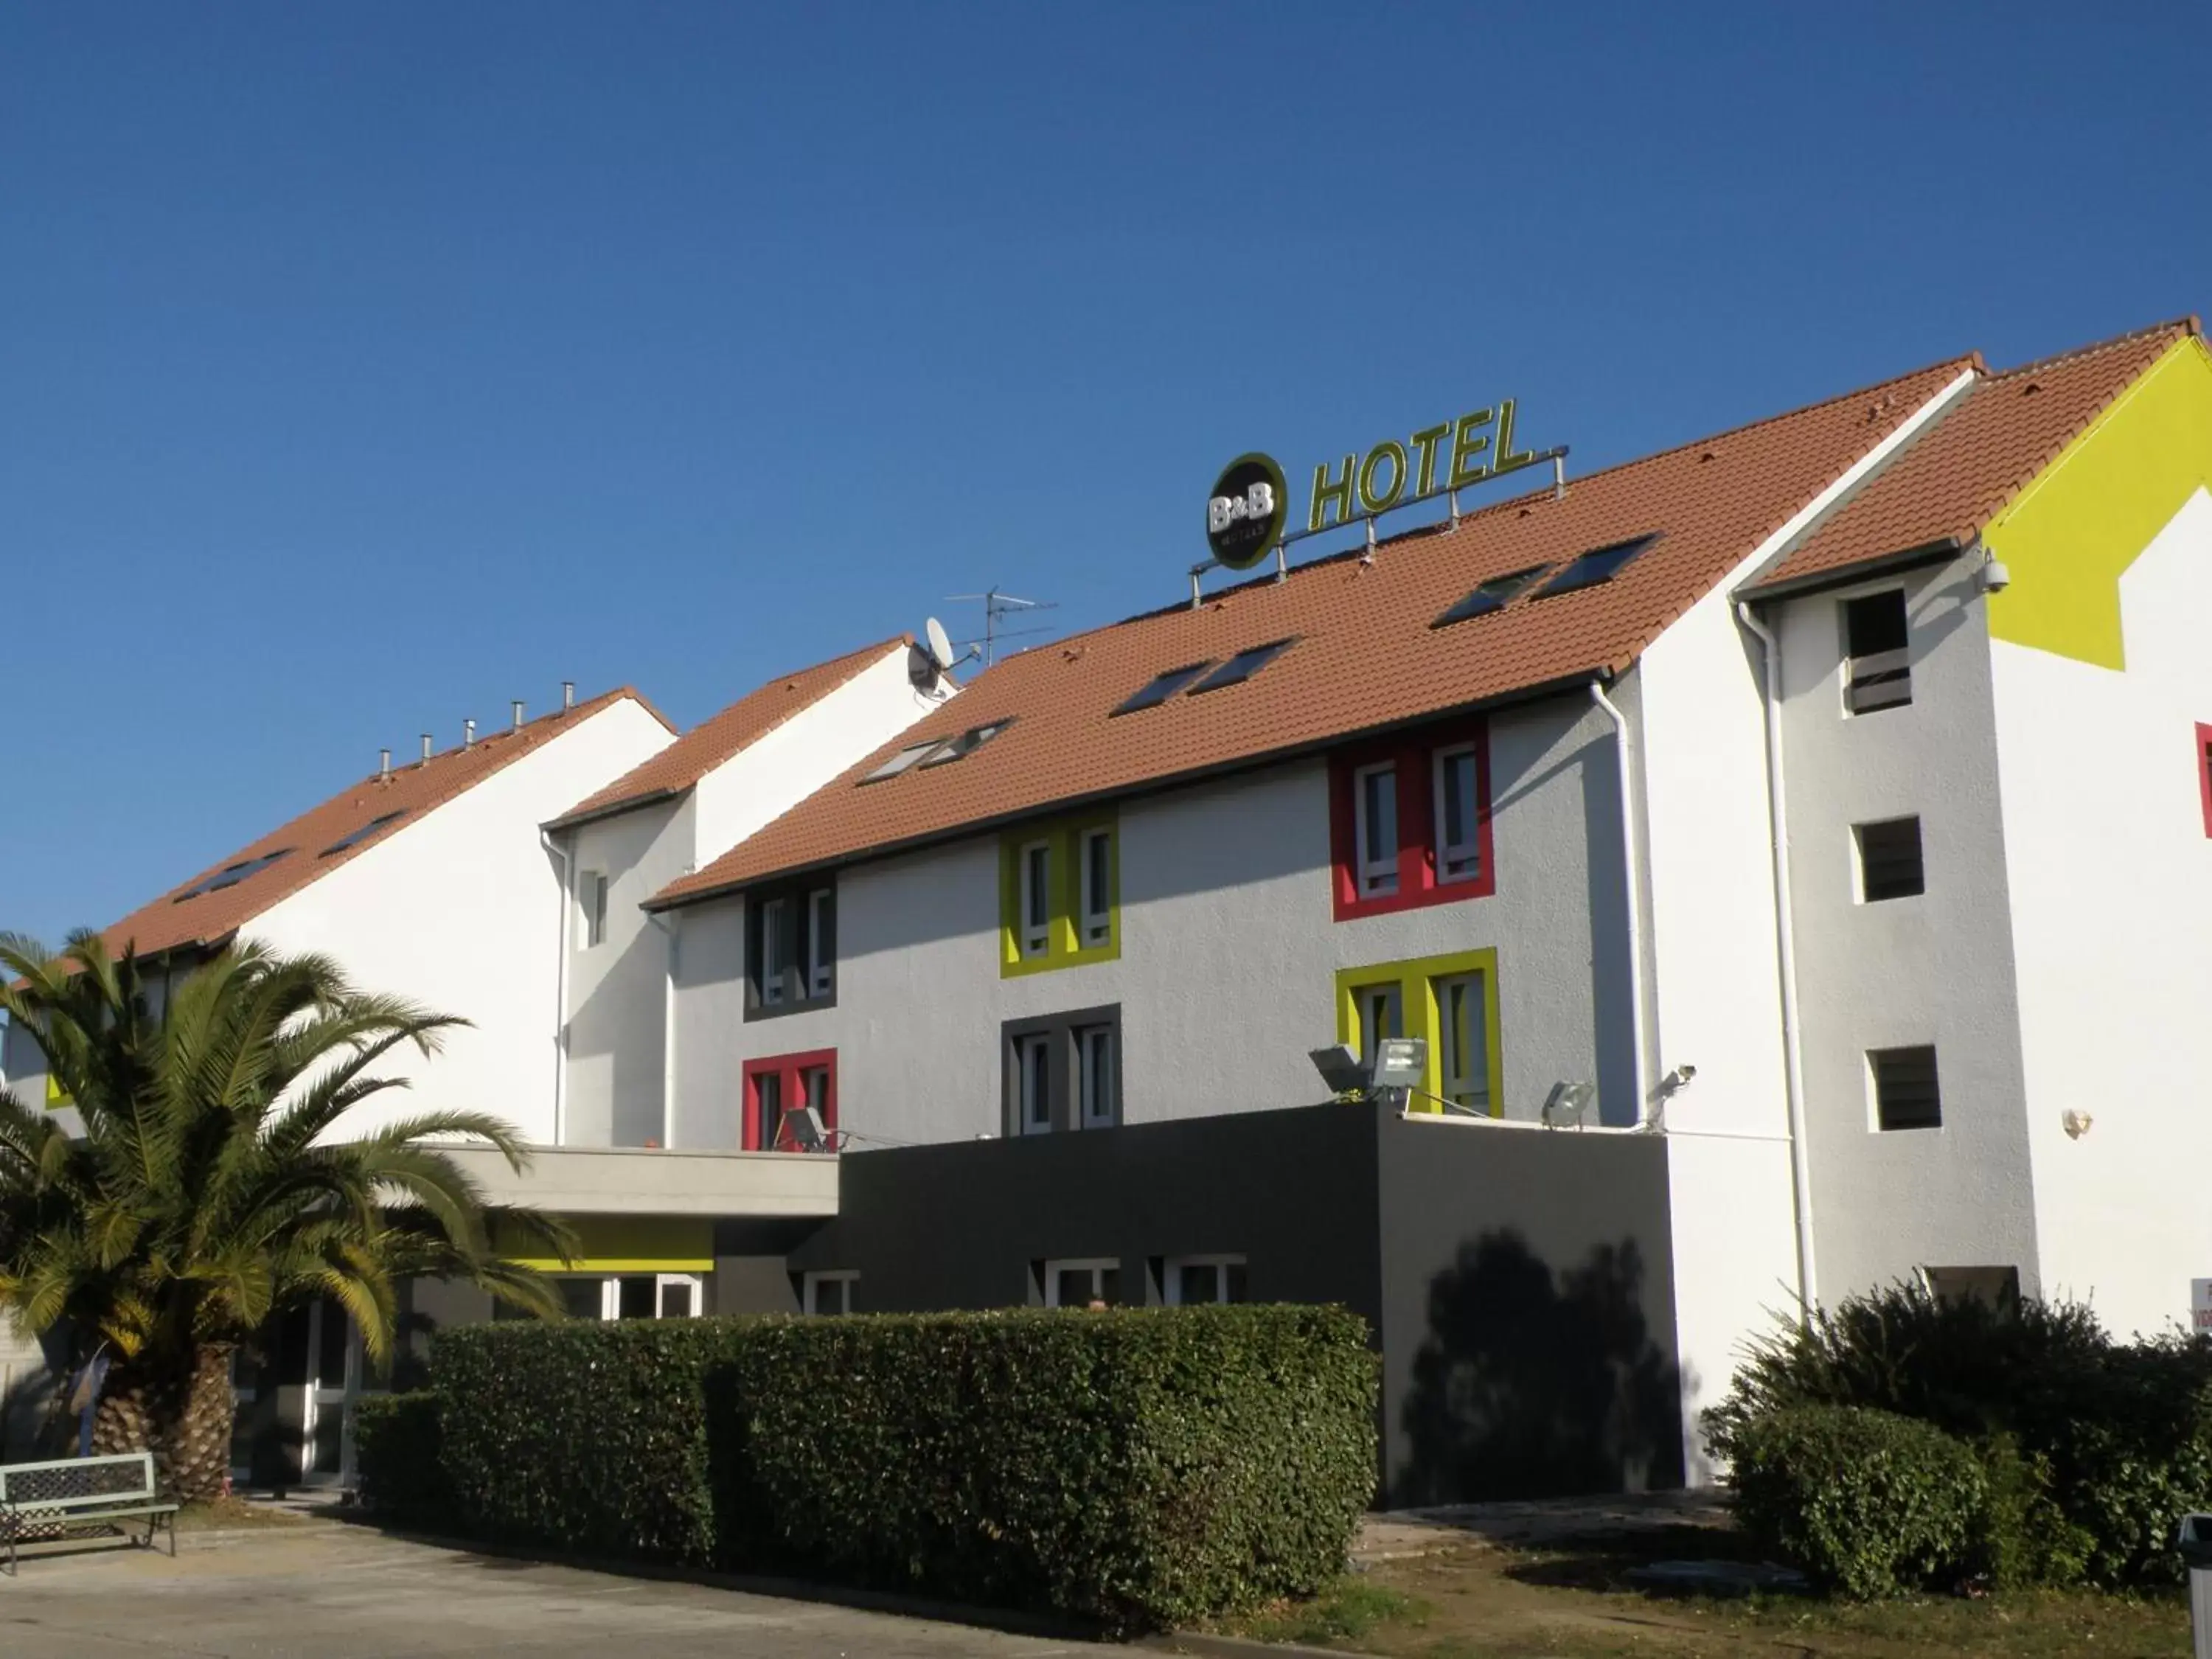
319, 810, 408, 859
919, 717, 1015, 768
1187, 637, 1298, 695
173, 848, 294, 904
863, 738, 950, 783
1533, 535, 1658, 599
1113, 661, 1215, 717
1432, 566, 1551, 629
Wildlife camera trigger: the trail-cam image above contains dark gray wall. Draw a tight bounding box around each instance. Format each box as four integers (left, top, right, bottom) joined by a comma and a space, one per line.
1375, 1116, 1681, 1504
792, 1102, 1383, 1324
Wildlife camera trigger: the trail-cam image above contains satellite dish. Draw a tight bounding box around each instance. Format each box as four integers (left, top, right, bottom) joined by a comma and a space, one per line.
925, 616, 956, 672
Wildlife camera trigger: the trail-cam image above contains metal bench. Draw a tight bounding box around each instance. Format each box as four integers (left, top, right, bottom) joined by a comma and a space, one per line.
0, 1452, 178, 1573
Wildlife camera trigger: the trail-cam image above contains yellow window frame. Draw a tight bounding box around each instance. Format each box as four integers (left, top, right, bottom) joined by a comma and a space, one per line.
1333, 947, 1503, 1117
998, 810, 1121, 977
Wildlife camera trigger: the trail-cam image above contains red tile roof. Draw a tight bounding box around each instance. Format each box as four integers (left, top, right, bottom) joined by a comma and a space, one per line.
546, 637, 913, 831
649, 352, 1977, 908
1747, 319, 2200, 595
102, 689, 672, 961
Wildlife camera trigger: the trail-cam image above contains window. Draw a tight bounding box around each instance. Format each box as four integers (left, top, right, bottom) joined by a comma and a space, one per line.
1843, 589, 1912, 713
1336, 949, 1501, 1119
1352, 983, 1402, 1061
1013, 1031, 1054, 1134
1080, 829, 1113, 946
1434, 747, 1483, 883
1869, 1044, 1941, 1130
919, 717, 1015, 768
173, 848, 293, 903
319, 810, 407, 858
1354, 764, 1398, 895
745, 879, 838, 1017
1187, 637, 1297, 695
580, 870, 609, 948
1920, 1265, 2020, 1308
1076, 1023, 1119, 1129
742, 1049, 837, 1150
866, 738, 947, 781
1432, 566, 1548, 627
1856, 817, 1924, 902
1436, 971, 1490, 1113
1019, 842, 1051, 957
545, 1273, 705, 1322
1533, 534, 1657, 598
1043, 1259, 1121, 1308
803, 1270, 858, 1315
1165, 1256, 1248, 1306
999, 812, 1119, 975
1330, 717, 1494, 919
1115, 661, 1215, 716
759, 897, 788, 1001
1002, 1005, 1121, 1137
805, 887, 835, 996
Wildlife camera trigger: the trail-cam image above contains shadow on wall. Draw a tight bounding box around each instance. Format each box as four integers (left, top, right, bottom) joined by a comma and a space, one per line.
1397, 1231, 1682, 1504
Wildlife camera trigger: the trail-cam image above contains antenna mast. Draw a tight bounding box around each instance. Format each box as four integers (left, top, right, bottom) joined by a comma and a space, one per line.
945, 587, 1059, 667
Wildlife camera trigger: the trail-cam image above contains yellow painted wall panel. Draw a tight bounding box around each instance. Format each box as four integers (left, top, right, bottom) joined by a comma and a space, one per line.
1986, 338, 2212, 669
497, 1214, 714, 1272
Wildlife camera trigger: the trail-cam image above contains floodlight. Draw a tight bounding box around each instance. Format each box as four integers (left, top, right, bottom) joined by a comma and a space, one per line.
1309, 1045, 1368, 1096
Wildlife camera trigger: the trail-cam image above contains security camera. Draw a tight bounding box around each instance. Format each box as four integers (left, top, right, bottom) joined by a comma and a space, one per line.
1979, 558, 2011, 593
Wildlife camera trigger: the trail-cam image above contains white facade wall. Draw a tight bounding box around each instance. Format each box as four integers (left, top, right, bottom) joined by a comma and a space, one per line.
248, 698, 673, 1144
670, 695, 1638, 1153
1773, 558, 2039, 1299
561, 796, 694, 1148
554, 647, 951, 1148
1992, 486, 2212, 1337
691, 648, 951, 859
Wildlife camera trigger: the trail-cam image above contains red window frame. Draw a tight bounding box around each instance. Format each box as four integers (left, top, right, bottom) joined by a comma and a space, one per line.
741, 1048, 837, 1152
2197, 723, 2212, 839
1329, 716, 1495, 920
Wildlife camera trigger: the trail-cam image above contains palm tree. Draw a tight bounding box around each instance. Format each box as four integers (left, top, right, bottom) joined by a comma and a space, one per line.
0, 931, 567, 1502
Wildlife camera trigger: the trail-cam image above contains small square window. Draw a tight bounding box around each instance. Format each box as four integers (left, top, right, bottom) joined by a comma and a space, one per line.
1870, 1044, 1941, 1130
803, 1270, 858, 1315
1354, 763, 1398, 895
1432, 566, 1548, 627
1843, 590, 1912, 714
919, 718, 1014, 768
865, 738, 948, 782
1856, 817, 1924, 902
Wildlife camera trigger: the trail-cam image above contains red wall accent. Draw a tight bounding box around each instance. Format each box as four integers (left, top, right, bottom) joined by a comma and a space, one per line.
741, 1048, 838, 1151
1328, 715, 1496, 921
2196, 723, 2212, 839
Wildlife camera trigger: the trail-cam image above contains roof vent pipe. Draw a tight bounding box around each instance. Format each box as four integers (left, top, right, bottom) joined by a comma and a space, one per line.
562, 681, 576, 710
1553, 451, 1568, 501
463, 718, 476, 749
420, 734, 434, 765
379, 748, 392, 780
512, 700, 525, 730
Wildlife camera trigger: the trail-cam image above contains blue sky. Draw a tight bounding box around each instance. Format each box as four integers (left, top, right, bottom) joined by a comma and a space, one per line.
4, 4, 2205, 943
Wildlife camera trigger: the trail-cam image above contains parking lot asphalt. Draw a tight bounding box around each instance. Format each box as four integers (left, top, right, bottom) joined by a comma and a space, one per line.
0, 1525, 1093, 1658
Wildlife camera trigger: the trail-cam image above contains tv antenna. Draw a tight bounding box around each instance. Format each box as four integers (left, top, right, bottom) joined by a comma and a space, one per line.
945, 588, 1059, 667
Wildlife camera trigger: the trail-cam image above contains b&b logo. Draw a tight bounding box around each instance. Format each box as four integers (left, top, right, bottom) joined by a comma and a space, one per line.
1204, 453, 1289, 571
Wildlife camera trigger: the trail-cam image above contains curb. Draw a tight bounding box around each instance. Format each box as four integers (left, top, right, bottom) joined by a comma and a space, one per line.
338, 1517, 1109, 1644
1141, 1635, 1340, 1658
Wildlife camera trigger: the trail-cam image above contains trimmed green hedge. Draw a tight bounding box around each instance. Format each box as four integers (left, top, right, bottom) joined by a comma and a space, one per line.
1729, 1405, 1984, 1598
375, 1307, 1377, 1632
354, 1391, 450, 1528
